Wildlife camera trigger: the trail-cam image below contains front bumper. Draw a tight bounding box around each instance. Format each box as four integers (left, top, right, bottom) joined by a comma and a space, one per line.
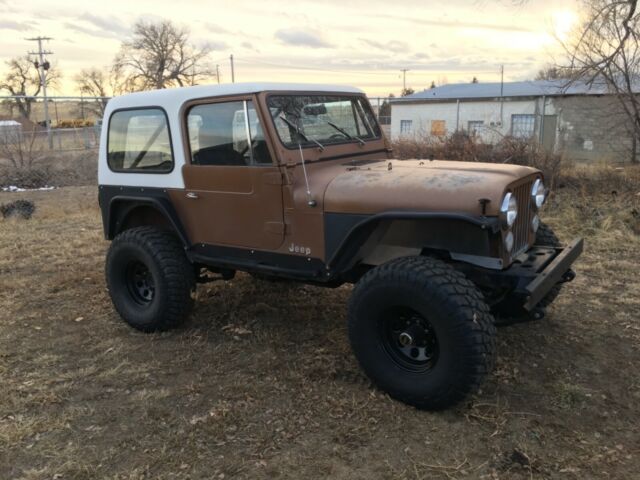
521, 239, 583, 309
504, 238, 584, 311
461, 238, 584, 313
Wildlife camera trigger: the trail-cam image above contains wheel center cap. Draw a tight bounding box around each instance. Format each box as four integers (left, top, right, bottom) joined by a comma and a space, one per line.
398, 332, 413, 346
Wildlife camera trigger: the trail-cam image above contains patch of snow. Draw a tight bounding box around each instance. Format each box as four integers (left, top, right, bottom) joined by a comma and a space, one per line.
1, 185, 57, 192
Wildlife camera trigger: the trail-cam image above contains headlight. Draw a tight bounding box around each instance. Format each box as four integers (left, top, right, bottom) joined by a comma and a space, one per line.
504, 231, 514, 252
500, 192, 518, 228
531, 214, 540, 233
531, 178, 546, 209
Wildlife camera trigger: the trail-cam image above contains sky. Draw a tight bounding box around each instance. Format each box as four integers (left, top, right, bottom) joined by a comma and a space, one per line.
0, 0, 580, 97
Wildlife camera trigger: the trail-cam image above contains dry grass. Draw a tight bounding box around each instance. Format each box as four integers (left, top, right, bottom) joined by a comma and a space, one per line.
0, 166, 639, 479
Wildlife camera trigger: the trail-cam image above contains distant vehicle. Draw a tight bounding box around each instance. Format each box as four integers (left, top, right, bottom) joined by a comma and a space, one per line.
97, 83, 582, 410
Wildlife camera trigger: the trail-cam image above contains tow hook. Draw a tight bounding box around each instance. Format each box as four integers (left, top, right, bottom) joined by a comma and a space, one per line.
559, 269, 576, 284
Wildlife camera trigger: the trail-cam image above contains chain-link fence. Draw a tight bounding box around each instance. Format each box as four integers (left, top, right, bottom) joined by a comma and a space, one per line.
0, 94, 399, 190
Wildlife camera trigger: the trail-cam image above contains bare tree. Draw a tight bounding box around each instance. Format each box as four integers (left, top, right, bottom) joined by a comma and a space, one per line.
534, 64, 575, 80
114, 20, 213, 90
0, 128, 45, 170
564, 0, 640, 162
75, 68, 110, 116
0, 56, 59, 119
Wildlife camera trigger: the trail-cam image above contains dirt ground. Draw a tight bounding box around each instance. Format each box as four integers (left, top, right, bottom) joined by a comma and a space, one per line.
0, 183, 639, 479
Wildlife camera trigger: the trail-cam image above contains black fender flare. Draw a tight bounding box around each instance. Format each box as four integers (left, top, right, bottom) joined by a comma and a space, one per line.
98, 186, 190, 247
325, 211, 500, 273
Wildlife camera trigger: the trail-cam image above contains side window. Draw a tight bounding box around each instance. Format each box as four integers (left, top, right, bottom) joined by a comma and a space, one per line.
108, 109, 173, 172
511, 114, 535, 139
187, 100, 272, 166
400, 120, 412, 135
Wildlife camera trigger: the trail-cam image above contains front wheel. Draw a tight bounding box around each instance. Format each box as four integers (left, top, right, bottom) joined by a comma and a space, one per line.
348, 256, 496, 410
105, 227, 195, 332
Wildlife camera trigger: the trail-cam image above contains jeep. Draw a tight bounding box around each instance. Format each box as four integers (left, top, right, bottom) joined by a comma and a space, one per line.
98, 83, 582, 410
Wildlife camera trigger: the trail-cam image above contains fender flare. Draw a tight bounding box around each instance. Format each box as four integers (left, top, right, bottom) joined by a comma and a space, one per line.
325, 211, 500, 272
99, 187, 190, 247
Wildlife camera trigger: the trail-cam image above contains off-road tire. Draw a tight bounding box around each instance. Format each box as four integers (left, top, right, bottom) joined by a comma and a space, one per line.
348, 256, 496, 410
106, 227, 195, 332
535, 222, 563, 308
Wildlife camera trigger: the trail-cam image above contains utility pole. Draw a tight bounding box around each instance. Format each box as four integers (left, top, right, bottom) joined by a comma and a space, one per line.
216, 64, 220, 84
400, 68, 409, 93
499, 64, 504, 127
27, 36, 53, 149
230, 54, 235, 83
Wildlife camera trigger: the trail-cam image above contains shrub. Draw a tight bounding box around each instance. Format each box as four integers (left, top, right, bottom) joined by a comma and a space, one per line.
391, 132, 564, 187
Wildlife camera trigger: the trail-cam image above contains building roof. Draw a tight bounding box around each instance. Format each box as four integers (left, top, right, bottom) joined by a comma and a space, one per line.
396, 79, 630, 102
0, 120, 21, 127
107, 82, 364, 110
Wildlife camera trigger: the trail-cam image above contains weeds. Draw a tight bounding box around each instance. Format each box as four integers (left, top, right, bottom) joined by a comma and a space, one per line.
392, 132, 564, 187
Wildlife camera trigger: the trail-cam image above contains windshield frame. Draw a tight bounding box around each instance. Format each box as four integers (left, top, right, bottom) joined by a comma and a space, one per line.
265, 92, 382, 150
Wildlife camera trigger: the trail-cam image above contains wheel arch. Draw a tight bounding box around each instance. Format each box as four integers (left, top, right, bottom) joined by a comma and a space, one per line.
99, 188, 190, 247
325, 211, 501, 276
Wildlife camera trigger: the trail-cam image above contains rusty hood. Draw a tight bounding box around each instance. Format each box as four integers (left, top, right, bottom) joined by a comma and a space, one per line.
323, 159, 539, 216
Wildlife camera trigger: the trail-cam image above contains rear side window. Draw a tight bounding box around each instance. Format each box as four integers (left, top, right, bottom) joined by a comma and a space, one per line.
107, 108, 173, 172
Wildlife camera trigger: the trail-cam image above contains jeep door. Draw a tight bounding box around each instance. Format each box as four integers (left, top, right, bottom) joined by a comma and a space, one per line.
172, 96, 285, 251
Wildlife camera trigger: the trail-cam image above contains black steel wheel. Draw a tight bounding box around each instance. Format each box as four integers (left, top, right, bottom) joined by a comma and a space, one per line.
106, 227, 195, 332
125, 261, 156, 305
348, 256, 496, 410
380, 307, 439, 373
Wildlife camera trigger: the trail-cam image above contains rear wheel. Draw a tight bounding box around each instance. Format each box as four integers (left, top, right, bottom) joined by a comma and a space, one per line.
348, 256, 496, 410
106, 227, 195, 332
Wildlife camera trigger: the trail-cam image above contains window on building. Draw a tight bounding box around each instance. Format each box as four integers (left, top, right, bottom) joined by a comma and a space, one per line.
430, 120, 446, 137
187, 100, 272, 166
400, 120, 412, 135
468, 120, 484, 135
511, 114, 536, 139
107, 108, 173, 172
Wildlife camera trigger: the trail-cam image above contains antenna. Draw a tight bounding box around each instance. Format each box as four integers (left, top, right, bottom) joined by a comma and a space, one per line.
297, 143, 316, 207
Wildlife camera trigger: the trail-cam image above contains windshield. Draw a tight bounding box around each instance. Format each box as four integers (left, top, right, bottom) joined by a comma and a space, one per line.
267, 95, 381, 148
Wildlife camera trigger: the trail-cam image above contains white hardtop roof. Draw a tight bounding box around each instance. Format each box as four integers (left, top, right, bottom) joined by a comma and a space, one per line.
0, 120, 21, 126
107, 82, 364, 109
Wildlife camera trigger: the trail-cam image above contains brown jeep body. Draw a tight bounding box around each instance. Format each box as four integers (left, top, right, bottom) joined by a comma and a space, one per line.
98, 83, 582, 409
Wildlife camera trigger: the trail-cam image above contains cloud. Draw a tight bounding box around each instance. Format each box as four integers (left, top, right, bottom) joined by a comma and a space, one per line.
360, 39, 409, 53
201, 22, 230, 35
0, 20, 32, 31
205, 40, 228, 50
275, 29, 332, 48
64, 22, 117, 39
78, 12, 131, 37
367, 13, 535, 33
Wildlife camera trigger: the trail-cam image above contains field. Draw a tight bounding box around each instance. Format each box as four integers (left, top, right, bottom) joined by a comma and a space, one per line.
1, 168, 639, 479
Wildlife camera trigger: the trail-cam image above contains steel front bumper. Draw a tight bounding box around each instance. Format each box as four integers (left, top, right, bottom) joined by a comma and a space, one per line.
507, 238, 584, 311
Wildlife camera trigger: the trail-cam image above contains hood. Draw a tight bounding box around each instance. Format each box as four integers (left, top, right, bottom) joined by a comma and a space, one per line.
323, 159, 539, 216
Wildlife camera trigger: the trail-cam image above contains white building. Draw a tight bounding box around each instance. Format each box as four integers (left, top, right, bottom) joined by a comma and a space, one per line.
0, 120, 22, 143
390, 80, 639, 162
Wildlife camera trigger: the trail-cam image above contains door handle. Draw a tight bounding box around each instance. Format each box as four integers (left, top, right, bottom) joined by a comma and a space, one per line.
186, 192, 199, 199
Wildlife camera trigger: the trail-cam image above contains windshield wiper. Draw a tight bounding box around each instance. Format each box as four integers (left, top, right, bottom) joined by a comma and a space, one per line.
327, 121, 365, 146
279, 115, 324, 151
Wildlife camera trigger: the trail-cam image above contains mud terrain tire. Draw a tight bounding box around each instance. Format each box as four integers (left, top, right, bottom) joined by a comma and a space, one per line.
106, 227, 195, 332
348, 256, 496, 410
535, 222, 563, 308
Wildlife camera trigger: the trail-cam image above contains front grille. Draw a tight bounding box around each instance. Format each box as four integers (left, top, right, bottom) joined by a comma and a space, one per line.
511, 180, 535, 255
